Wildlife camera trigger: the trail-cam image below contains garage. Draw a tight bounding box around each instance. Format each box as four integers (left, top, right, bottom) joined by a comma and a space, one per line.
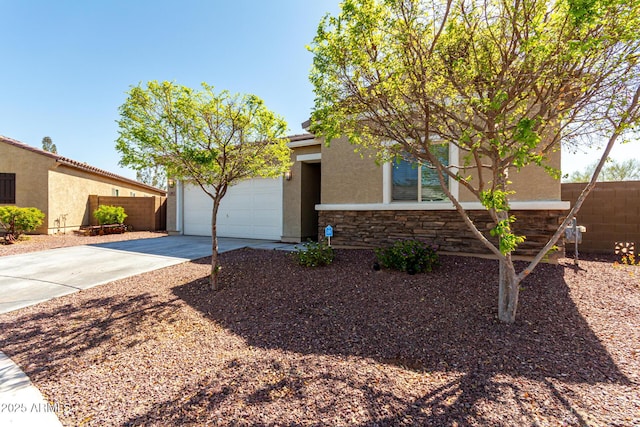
182, 178, 283, 240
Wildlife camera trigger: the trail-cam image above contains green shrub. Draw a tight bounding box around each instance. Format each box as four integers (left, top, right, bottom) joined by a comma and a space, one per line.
93, 205, 128, 225
293, 240, 335, 267
0, 206, 45, 243
375, 240, 439, 274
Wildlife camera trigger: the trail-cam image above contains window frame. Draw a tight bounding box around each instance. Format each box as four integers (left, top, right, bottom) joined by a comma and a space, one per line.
384, 143, 458, 204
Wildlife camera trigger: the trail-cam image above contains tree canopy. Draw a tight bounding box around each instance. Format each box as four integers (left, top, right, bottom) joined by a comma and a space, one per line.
116, 81, 290, 289
41, 136, 57, 154
117, 81, 289, 194
309, 0, 640, 322
136, 165, 167, 190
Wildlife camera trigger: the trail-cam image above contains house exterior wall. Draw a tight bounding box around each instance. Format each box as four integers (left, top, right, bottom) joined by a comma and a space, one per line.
167, 131, 567, 251
562, 181, 640, 253
166, 182, 179, 234
321, 137, 382, 204
319, 209, 566, 258
456, 149, 562, 202
0, 143, 55, 233
509, 148, 561, 200
282, 144, 322, 242
320, 138, 562, 204
48, 165, 165, 233
315, 139, 567, 257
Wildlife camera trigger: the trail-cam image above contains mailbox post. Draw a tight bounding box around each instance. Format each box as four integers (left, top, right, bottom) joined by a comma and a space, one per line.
565, 217, 586, 266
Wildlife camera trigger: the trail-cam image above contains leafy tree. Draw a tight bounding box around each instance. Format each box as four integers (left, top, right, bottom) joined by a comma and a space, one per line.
309, 0, 640, 322
116, 81, 290, 290
136, 165, 167, 190
566, 158, 640, 182
41, 136, 57, 154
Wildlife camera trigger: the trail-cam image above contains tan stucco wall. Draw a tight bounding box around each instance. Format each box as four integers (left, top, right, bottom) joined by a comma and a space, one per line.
48, 165, 164, 233
321, 137, 382, 204
282, 144, 322, 242
0, 143, 56, 233
457, 149, 562, 202
166, 184, 178, 234
511, 149, 561, 200
312, 137, 561, 206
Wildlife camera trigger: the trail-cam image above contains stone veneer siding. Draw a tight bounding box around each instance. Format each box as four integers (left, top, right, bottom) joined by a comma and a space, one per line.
318, 209, 566, 257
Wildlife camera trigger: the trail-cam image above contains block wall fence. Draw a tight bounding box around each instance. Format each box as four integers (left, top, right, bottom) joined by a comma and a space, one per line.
89, 195, 166, 232
561, 181, 640, 254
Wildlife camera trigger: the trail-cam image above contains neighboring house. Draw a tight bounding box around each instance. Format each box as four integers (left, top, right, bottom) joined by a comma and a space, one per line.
168, 125, 570, 256
0, 135, 166, 234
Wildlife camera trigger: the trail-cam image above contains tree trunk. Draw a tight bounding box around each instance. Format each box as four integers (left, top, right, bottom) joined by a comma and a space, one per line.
498, 255, 519, 323
210, 200, 221, 291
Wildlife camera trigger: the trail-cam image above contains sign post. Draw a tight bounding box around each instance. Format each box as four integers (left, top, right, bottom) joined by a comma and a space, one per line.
324, 225, 334, 246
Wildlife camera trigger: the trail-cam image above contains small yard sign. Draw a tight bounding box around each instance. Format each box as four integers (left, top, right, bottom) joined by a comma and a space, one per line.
324, 225, 333, 237
325, 224, 333, 246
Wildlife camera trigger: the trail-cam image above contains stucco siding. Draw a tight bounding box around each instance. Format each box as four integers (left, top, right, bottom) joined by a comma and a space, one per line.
458, 148, 562, 202
321, 137, 382, 204
166, 183, 179, 234
282, 144, 321, 241
0, 143, 55, 232
48, 166, 164, 233
319, 137, 561, 206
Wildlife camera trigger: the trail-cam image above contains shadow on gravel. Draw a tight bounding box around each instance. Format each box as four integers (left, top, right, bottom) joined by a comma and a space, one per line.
169, 248, 631, 426
0, 293, 183, 381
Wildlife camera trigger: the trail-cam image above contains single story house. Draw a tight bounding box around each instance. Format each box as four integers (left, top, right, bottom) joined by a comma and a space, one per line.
0, 135, 166, 234
167, 123, 570, 257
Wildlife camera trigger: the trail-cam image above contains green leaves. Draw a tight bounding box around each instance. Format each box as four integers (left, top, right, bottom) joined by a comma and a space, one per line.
116, 81, 291, 190
480, 189, 526, 254
490, 217, 527, 255
0, 206, 45, 241
93, 205, 127, 225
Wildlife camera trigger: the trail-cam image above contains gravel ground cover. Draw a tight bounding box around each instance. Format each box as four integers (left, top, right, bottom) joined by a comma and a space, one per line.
0, 246, 638, 426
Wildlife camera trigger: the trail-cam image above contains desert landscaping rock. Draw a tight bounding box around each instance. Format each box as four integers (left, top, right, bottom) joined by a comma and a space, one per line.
0, 244, 638, 426
0, 231, 166, 257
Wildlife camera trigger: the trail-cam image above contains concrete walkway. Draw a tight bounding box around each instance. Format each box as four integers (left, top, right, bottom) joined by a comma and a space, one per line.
0, 235, 296, 426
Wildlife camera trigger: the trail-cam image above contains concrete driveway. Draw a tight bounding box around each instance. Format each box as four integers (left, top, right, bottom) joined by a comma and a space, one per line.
0, 235, 294, 315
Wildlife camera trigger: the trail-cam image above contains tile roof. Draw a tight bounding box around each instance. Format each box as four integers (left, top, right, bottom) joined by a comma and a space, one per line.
0, 135, 166, 195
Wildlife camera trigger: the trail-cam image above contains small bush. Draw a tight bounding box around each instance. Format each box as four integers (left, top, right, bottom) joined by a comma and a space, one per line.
375, 240, 439, 274
0, 206, 45, 243
93, 205, 127, 225
293, 240, 335, 267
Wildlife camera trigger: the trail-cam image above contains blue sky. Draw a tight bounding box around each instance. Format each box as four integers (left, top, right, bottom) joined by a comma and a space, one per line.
1, 1, 341, 179
1, 0, 637, 181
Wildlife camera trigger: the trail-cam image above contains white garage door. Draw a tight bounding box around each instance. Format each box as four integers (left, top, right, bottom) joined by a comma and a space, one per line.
183, 178, 283, 240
